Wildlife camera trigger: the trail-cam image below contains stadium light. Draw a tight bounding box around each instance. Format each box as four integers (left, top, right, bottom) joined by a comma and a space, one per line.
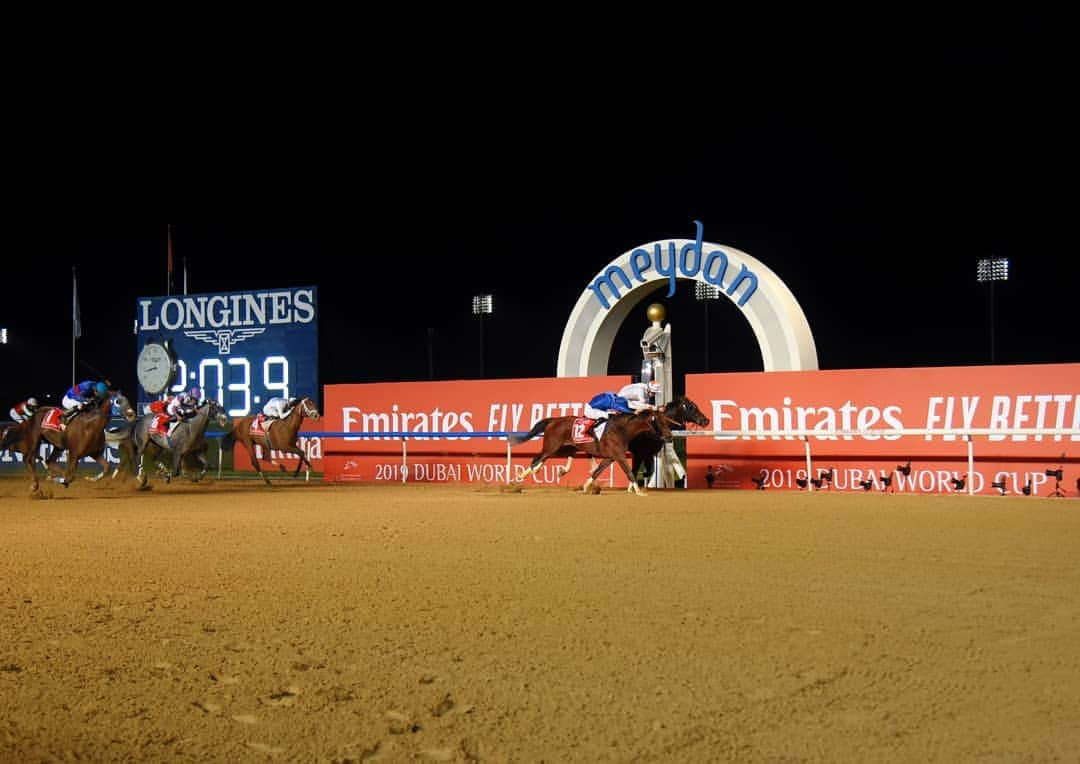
471, 294, 493, 315
695, 281, 720, 371
472, 294, 493, 377
0, 327, 7, 344
976, 257, 1009, 364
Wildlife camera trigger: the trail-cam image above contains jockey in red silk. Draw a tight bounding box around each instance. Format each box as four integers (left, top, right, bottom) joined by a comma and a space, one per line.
9, 397, 40, 423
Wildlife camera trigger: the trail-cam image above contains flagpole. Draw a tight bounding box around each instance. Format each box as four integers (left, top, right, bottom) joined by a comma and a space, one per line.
167, 224, 174, 296
183, 256, 188, 295
71, 267, 78, 386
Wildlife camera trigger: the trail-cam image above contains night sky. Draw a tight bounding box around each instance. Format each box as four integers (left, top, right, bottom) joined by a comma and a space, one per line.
2, 17, 1073, 410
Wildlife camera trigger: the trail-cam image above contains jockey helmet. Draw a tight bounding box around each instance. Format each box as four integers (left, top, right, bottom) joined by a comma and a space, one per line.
27, 397, 38, 408
647, 380, 661, 394
189, 386, 201, 398
95, 382, 109, 396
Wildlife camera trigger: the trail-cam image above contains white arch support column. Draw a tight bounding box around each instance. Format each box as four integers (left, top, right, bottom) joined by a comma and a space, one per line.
557, 222, 818, 376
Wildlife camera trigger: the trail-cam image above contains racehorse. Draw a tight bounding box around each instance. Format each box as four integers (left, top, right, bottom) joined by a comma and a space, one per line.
629, 395, 710, 487
0, 418, 40, 477
509, 409, 675, 496
104, 394, 139, 479
132, 400, 230, 487
225, 396, 321, 485
24, 393, 137, 491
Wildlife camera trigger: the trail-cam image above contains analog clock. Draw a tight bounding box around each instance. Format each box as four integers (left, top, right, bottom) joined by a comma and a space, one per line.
136, 341, 177, 395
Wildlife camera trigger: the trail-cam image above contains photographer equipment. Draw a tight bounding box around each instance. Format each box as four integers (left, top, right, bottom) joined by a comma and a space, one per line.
1045, 467, 1066, 498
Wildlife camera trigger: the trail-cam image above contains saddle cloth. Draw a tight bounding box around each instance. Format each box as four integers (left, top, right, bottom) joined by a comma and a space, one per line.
249, 414, 275, 437
571, 417, 600, 444
41, 408, 65, 432
150, 414, 172, 437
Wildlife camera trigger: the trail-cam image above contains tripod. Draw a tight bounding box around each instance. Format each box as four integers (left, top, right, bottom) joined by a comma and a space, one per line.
1047, 470, 1066, 498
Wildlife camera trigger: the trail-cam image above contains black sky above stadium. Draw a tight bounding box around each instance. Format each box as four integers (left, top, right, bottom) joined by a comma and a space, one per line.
2, 16, 1073, 408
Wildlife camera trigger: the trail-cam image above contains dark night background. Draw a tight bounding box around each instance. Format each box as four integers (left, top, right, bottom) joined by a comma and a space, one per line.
1, 16, 1073, 411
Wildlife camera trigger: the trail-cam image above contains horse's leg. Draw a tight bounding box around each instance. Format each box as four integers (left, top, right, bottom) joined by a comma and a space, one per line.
582, 458, 614, 494
114, 438, 136, 479
284, 442, 313, 480
516, 445, 552, 481
42, 437, 64, 477
25, 435, 42, 492
189, 449, 208, 482
248, 437, 271, 485
87, 450, 110, 481
614, 453, 646, 496
554, 455, 574, 480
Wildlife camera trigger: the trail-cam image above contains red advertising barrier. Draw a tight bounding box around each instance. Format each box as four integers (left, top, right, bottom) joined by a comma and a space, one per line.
323, 376, 629, 485
686, 363, 1079, 495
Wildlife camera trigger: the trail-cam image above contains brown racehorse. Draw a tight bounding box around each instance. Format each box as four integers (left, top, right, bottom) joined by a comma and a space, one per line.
24, 394, 136, 491
0, 418, 42, 478
629, 396, 711, 487
509, 409, 674, 495
227, 396, 321, 485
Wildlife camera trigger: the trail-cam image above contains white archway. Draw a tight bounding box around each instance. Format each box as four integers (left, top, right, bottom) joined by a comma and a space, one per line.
557, 226, 818, 376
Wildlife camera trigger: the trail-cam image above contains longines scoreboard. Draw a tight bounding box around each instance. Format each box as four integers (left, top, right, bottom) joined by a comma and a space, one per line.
134, 286, 318, 416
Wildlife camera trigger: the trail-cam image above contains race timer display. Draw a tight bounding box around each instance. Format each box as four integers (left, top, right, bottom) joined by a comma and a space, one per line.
134, 286, 318, 416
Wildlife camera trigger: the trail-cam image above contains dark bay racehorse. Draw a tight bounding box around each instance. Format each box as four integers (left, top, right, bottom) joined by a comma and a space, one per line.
133, 400, 230, 487
225, 396, 320, 485
509, 409, 674, 496
629, 395, 710, 487
24, 394, 137, 491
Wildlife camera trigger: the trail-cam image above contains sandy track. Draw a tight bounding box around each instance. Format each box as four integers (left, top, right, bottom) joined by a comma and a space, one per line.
2, 475, 1078, 762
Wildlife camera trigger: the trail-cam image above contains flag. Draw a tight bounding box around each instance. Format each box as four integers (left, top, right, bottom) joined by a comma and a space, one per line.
167, 224, 175, 295
72, 267, 82, 340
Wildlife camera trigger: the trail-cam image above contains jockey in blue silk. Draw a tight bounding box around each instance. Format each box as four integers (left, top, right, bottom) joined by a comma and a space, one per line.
61, 380, 109, 421
582, 381, 658, 441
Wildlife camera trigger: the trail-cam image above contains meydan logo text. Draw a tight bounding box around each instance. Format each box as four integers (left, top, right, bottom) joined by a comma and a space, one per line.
136, 288, 316, 332
589, 221, 759, 310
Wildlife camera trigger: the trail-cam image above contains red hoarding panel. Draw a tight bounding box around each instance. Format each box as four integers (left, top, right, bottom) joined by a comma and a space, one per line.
686, 363, 1079, 494
323, 376, 629, 484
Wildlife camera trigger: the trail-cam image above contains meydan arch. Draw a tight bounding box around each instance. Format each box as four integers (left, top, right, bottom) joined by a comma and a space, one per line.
557, 222, 819, 376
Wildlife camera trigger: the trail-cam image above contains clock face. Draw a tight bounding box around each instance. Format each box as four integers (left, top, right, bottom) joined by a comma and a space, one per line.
137, 342, 175, 394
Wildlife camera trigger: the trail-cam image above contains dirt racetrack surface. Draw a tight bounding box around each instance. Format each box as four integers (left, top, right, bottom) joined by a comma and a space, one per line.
2, 474, 1079, 762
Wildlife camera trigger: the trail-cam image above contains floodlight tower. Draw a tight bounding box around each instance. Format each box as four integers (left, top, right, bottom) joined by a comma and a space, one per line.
472, 294, 493, 378
976, 257, 1009, 364
695, 280, 720, 371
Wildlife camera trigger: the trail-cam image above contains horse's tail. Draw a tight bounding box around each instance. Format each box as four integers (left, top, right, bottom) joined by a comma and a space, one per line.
508, 418, 552, 446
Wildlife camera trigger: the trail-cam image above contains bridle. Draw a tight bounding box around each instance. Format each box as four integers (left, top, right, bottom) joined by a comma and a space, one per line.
299, 397, 320, 421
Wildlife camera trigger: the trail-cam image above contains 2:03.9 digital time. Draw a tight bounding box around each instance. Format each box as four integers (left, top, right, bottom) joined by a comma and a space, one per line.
169, 355, 291, 417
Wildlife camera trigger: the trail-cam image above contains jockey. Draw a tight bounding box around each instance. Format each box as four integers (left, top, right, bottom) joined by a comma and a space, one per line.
9, 397, 40, 423
617, 381, 659, 412
166, 387, 200, 423
262, 396, 297, 420
582, 381, 658, 442
61, 380, 109, 421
